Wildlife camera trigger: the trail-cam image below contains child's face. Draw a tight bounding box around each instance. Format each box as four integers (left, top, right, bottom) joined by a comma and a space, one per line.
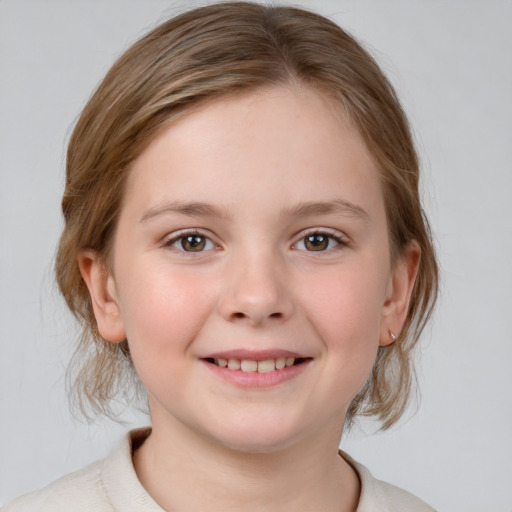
84, 86, 415, 451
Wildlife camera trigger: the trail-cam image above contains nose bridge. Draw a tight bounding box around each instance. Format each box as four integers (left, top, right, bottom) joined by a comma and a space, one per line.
219, 241, 293, 325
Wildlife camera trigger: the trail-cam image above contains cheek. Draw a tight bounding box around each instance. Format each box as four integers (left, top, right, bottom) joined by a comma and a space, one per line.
299, 261, 387, 376
115, 264, 215, 375
305, 262, 386, 334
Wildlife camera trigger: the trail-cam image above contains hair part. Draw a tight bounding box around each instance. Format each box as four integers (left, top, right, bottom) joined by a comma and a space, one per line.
56, 1, 438, 428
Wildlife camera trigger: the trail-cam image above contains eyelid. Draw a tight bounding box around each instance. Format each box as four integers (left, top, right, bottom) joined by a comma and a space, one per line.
291, 227, 350, 251
162, 228, 220, 252
160, 227, 349, 253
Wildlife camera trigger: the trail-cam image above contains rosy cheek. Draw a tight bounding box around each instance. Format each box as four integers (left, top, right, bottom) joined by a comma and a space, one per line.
122, 268, 210, 343
306, 270, 383, 345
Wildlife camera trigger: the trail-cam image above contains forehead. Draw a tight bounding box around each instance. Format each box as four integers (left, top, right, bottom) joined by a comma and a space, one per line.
124, 85, 382, 218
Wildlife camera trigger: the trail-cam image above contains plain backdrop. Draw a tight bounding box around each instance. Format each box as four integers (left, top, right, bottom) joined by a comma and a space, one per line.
1, 1, 511, 510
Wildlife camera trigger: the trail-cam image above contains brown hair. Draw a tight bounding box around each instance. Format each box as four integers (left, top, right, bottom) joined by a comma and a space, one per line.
56, 1, 438, 428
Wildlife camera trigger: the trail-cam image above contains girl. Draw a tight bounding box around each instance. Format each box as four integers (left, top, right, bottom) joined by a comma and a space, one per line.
5, 2, 438, 511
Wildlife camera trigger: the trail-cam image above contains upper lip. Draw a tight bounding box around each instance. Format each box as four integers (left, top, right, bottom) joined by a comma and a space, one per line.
201, 349, 309, 361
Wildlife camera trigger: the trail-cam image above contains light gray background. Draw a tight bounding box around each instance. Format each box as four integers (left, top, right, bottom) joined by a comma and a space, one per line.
1, 1, 511, 510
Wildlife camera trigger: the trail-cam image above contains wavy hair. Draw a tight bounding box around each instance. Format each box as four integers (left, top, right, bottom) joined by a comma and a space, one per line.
55, 1, 438, 428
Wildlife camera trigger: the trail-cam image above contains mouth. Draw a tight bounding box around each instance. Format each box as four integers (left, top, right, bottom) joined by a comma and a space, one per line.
202, 356, 312, 374
200, 350, 313, 388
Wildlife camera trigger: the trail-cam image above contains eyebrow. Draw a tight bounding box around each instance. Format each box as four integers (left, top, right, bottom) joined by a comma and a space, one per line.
140, 198, 369, 223
140, 200, 230, 223
281, 199, 370, 223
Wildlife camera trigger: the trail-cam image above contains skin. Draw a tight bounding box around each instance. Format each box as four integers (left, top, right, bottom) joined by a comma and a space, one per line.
79, 85, 419, 512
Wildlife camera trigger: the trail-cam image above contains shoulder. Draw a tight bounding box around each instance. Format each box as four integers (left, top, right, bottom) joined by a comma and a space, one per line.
3, 428, 159, 512
340, 451, 437, 512
367, 478, 437, 512
2, 459, 109, 512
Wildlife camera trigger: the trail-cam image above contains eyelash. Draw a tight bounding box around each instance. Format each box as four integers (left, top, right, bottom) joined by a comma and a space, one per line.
163, 230, 217, 254
163, 228, 349, 255
292, 229, 349, 253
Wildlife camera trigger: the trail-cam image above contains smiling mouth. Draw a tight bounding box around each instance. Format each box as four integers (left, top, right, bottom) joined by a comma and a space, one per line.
203, 357, 311, 374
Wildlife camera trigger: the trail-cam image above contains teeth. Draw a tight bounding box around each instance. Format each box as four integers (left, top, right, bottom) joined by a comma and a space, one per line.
227, 358, 241, 370
275, 357, 286, 370
240, 360, 257, 372
257, 359, 275, 373
213, 357, 299, 372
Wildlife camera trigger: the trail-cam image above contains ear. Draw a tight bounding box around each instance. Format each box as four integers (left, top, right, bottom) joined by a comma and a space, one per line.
379, 241, 420, 347
77, 250, 126, 343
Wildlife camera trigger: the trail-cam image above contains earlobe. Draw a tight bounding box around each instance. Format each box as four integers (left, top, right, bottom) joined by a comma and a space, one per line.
77, 250, 126, 343
379, 241, 420, 346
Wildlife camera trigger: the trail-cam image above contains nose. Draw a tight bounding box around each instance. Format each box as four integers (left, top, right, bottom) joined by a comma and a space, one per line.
218, 249, 294, 326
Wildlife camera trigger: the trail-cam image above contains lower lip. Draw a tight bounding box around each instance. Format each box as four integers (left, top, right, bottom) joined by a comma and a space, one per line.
201, 359, 311, 389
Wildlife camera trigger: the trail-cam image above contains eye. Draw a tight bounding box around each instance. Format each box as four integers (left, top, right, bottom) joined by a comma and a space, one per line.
294, 232, 345, 252
166, 232, 216, 252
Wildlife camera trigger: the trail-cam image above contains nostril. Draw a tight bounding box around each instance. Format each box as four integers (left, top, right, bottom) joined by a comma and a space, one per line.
231, 311, 283, 321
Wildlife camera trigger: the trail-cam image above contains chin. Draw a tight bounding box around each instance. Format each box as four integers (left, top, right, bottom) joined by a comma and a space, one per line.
206, 418, 303, 454
219, 436, 298, 455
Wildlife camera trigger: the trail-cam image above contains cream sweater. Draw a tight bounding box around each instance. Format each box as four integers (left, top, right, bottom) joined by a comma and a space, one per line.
3, 429, 436, 511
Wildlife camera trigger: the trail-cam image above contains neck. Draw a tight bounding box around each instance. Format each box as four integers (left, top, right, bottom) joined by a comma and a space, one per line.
133, 415, 360, 512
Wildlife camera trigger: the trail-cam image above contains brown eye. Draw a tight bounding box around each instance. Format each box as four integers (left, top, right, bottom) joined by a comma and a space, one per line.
181, 235, 207, 251
304, 234, 329, 251
167, 232, 215, 252
295, 232, 343, 252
